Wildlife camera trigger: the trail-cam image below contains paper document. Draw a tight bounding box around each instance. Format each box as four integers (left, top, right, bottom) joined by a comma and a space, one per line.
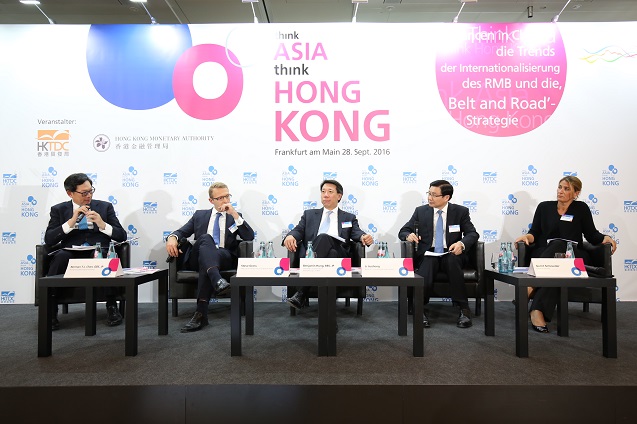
546, 238, 578, 245
65, 245, 98, 251
424, 251, 449, 257
123, 267, 160, 275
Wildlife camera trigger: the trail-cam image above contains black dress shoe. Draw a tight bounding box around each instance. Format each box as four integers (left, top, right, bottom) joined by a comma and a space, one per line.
287, 292, 305, 310
106, 305, 123, 327
530, 313, 549, 333
51, 316, 60, 331
422, 312, 431, 328
457, 308, 472, 328
215, 278, 230, 296
180, 311, 209, 333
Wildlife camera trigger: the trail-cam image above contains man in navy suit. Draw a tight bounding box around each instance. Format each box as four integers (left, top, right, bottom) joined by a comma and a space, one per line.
283, 179, 374, 310
166, 182, 254, 332
398, 180, 479, 328
44, 173, 127, 330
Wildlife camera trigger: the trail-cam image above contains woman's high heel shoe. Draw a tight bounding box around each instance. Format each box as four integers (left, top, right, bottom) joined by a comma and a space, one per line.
530, 313, 549, 333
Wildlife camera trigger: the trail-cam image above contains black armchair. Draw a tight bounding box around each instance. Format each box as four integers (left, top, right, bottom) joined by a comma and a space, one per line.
286, 241, 366, 316
400, 241, 485, 316
35, 243, 131, 314
517, 241, 612, 312
168, 240, 253, 317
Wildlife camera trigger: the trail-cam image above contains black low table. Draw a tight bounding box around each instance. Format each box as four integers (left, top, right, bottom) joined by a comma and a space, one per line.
38, 269, 168, 357
230, 273, 424, 357
484, 269, 617, 358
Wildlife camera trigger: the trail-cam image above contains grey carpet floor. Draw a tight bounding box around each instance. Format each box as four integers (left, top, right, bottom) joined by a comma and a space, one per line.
1, 301, 635, 387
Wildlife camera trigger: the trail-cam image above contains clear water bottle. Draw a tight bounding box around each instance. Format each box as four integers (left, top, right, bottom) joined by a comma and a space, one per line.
107, 240, 117, 259
506, 242, 513, 272
566, 242, 575, 259
383, 241, 391, 258
94, 242, 103, 259
258, 241, 266, 258
498, 242, 506, 273
266, 241, 275, 258
305, 241, 315, 258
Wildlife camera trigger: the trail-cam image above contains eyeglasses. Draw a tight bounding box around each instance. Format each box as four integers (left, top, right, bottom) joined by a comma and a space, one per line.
211, 194, 232, 202
426, 191, 444, 198
74, 188, 96, 197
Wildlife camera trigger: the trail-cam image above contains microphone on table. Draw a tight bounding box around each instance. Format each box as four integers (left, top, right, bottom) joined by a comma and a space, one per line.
413, 221, 419, 253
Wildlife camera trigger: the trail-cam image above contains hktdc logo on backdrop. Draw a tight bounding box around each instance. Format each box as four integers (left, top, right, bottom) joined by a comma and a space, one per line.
402, 172, 417, 184
302, 201, 317, 211
3, 173, 17, 186
624, 201, 637, 213
163, 231, 172, 242
181, 195, 198, 216
1, 291, 16, 304
602, 164, 619, 186
483, 171, 497, 184
463, 200, 478, 213
2, 232, 17, 245
383, 200, 398, 213
143, 260, 157, 269
143, 201, 158, 215
522, 165, 539, 186
163, 173, 178, 185
625, 260, 637, 272
21, 196, 39, 218
37, 130, 70, 157
483, 230, 498, 243
243, 172, 257, 185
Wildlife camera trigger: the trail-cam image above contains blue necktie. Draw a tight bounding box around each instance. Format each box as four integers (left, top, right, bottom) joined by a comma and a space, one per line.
318, 210, 332, 235
77, 214, 88, 230
213, 212, 221, 245
434, 210, 444, 253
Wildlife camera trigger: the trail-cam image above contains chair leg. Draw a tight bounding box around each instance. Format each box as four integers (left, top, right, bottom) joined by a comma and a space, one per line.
357, 297, 363, 316
583, 302, 590, 313
475, 297, 482, 317
172, 299, 178, 317
345, 297, 351, 307
62, 304, 69, 314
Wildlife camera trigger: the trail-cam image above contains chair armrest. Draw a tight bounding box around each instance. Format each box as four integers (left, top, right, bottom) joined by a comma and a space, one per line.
582, 242, 612, 274
238, 240, 254, 258
115, 242, 131, 268
400, 240, 414, 258
516, 241, 536, 267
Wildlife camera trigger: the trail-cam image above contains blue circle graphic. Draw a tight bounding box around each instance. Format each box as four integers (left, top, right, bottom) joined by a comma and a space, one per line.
274, 267, 284, 276
102, 267, 112, 277
399, 267, 408, 276
571, 267, 582, 276
87, 25, 192, 110
337, 267, 346, 276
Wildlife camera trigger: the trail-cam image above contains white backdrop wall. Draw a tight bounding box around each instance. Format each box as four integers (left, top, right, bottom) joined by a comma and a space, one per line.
0, 22, 634, 305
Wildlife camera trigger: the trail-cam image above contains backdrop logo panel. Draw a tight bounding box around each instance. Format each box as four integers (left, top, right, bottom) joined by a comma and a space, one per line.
482, 171, 497, 184
3, 173, 17, 186
501, 194, 519, 215
1, 291, 15, 304
361, 165, 379, 186
181, 195, 198, 216
21, 196, 39, 218
602, 164, 620, 186
201, 166, 218, 187
402, 172, 417, 184
624, 201, 637, 213
282, 166, 299, 186
37, 130, 70, 157
436, 23, 567, 137
2, 232, 17, 244
463, 200, 478, 213
441, 165, 459, 186
41, 167, 59, 188
122, 166, 140, 187
20, 254, 36, 277
585, 193, 600, 215
163, 173, 178, 185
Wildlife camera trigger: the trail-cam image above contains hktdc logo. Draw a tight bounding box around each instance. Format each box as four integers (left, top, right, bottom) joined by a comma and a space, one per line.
143, 202, 158, 214
483, 171, 497, 184
3, 173, 17, 186
2, 232, 17, 244
163, 172, 178, 185
243, 172, 257, 184
1, 291, 15, 304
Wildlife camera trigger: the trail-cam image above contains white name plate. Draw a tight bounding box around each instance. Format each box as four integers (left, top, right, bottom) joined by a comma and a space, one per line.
236, 258, 290, 277
299, 258, 351, 277
361, 258, 414, 278
528, 258, 588, 278
64, 258, 123, 278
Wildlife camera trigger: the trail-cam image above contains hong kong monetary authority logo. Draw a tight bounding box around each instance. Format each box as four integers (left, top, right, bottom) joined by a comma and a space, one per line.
93, 134, 111, 152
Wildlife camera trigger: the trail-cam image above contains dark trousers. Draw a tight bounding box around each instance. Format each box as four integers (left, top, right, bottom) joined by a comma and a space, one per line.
530, 240, 591, 321
415, 249, 469, 309
296, 233, 350, 295
188, 234, 236, 302
47, 248, 118, 309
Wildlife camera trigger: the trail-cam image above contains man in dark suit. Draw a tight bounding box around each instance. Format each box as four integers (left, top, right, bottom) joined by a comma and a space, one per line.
398, 179, 479, 328
166, 182, 254, 333
283, 179, 374, 309
44, 173, 127, 330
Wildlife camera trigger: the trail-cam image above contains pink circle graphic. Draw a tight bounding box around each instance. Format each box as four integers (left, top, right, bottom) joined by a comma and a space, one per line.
436, 23, 567, 137
173, 44, 243, 120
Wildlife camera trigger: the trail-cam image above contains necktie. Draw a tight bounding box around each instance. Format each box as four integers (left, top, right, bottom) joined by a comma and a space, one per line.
434, 210, 444, 253
318, 210, 332, 235
77, 214, 88, 230
213, 212, 222, 245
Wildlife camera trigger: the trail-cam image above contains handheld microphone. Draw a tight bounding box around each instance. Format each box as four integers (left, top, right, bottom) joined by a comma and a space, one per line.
413, 221, 419, 251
